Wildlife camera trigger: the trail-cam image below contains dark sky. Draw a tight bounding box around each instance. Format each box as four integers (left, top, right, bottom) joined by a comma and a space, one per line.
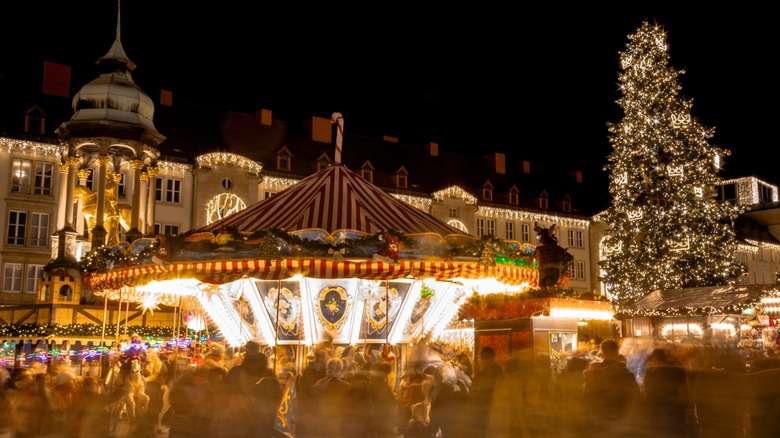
4, 3, 778, 189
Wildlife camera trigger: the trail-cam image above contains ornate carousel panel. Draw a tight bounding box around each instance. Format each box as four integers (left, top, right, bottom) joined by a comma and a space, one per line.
357, 281, 408, 341
253, 280, 302, 343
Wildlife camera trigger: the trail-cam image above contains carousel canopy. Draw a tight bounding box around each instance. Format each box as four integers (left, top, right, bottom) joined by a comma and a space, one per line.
199, 164, 468, 240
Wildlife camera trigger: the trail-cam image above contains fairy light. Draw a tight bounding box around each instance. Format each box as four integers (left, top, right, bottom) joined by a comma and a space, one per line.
196, 152, 262, 175
157, 160, 191, 175
0, 137, 64, 157
720, 177, 779, 205
432, 186, 478, 205
548, 307, 615, 321
661, 324, 703, 337
391, 193, 432, 209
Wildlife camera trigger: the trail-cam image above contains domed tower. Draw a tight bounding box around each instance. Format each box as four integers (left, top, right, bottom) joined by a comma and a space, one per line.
48, 1, 165, 280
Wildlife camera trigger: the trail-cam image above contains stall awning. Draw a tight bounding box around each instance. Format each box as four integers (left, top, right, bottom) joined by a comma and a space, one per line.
622, 284, 780, 317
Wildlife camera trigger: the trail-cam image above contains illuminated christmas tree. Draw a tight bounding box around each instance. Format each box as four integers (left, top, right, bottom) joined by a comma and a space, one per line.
599, 21, 745, 309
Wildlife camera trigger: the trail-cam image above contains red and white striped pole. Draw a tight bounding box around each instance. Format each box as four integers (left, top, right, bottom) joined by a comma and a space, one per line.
331, 112, 344, 164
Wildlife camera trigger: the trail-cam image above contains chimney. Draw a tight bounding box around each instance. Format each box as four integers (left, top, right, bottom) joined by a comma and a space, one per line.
42, 61, 71, 98
570, 170, 583, 183
425, 142, 439, 157
522, 160, 531, 174
311, 115, 332, 143
160, 89, 173, 107
484, 152, 506, 174
259, 108, 272, 126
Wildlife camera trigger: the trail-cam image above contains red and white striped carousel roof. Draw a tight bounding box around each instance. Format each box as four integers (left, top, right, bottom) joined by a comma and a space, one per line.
201, 165, 467, 238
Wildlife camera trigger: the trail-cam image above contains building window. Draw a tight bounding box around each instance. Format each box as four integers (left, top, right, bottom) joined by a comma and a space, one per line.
277, 156, 291, 171
11, 158, 32, 194
3, 263, 23, 293
85, 169, 95, 190
156, 177, 182, 203
264, 191, 276, 199
539, 194, 549, 210
154, 224, 180, 236
509, 191, 519, 205
396, 174, 407, 189
59, 285, 73, 302
317, 161, 330, 171
25, 111, 44, 134
567, 229, 584, 248
521, 223, 530, 242
361, 169, 373, 183
505, 222, 514, 240
486, 219, 495, 236
33, 162, 53, 195
449, 208, 459, 218
30, 212, 49, 247
562, 197, 572, 213
568, 260, 585, 280
476, 218, 485, 236
26, 264, 44, 295
482, 187, 492, 201
7, 210, 27, 246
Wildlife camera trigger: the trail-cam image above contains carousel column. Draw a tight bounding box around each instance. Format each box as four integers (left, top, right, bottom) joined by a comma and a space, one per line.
90, 155, 110, 248
138, 171, 149, 236
75, 168, 92, 238
56, 157, 81, 262
145, 166, 159, 235
125, 159, 144, 243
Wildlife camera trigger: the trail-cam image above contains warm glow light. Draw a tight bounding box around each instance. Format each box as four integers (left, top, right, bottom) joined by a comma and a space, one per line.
548, 308, 614, 321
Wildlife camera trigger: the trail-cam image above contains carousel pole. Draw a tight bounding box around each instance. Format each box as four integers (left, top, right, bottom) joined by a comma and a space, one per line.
114, 289, 123, 354
99, 292, 109, 377
274, 280, 281, 375
123, 299, 130, 337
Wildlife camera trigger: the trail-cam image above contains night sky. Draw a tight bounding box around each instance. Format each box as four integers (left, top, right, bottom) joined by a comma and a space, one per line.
3, 3, 777, 191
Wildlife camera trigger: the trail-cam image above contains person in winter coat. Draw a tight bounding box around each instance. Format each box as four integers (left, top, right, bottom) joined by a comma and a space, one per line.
582, 339, 642, 437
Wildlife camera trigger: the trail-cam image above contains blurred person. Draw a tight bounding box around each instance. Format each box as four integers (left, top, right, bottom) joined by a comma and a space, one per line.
219, 340, 283, 438
427, 363, 468, 438
636, 347, 695, 438
7, 367, 52, 438
0, 366, 11, 438
689, 345, 747, 438
463, 346, 504, 437
311, 357, 352, 437
745, 349, 780, 437
582, 339, 642, 437
553, 355, 591, 438
156, 349, 178, 433
169, 358, 227, 438
293, 347, 330, 438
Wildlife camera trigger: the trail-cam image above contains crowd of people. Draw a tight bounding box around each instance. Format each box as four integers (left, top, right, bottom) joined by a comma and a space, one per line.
2, 334, 780, 437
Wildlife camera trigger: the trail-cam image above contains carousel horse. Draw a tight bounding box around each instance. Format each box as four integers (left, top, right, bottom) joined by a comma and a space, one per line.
106, 357, 150, 428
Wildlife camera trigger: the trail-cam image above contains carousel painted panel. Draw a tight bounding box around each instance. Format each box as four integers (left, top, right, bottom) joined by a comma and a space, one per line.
357, 281, 409, 342
252, 280, 303, 343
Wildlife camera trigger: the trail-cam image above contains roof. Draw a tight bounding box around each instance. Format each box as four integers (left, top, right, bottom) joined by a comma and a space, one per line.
199, 164, 468, 240
623, 284, 780, 316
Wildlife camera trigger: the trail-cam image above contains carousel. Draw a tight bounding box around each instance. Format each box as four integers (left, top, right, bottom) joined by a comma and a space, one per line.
81, 116, 540, 372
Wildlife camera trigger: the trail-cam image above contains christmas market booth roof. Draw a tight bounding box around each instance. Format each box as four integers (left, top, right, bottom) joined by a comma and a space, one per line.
621, 285, 780, 317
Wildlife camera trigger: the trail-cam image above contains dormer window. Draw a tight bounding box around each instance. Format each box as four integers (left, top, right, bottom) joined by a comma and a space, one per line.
396, 174, 407, 189
561, 194, 572, 213
276, 146, 293, 171
316, 152, 332, 171
395, 166, 409, 189
361, 161, 375, 184
482, 181, 494, 202
25, 106, 46, 135
508, 185, 519, 205
539, 191, 549, 210
277, 156, 290, 171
